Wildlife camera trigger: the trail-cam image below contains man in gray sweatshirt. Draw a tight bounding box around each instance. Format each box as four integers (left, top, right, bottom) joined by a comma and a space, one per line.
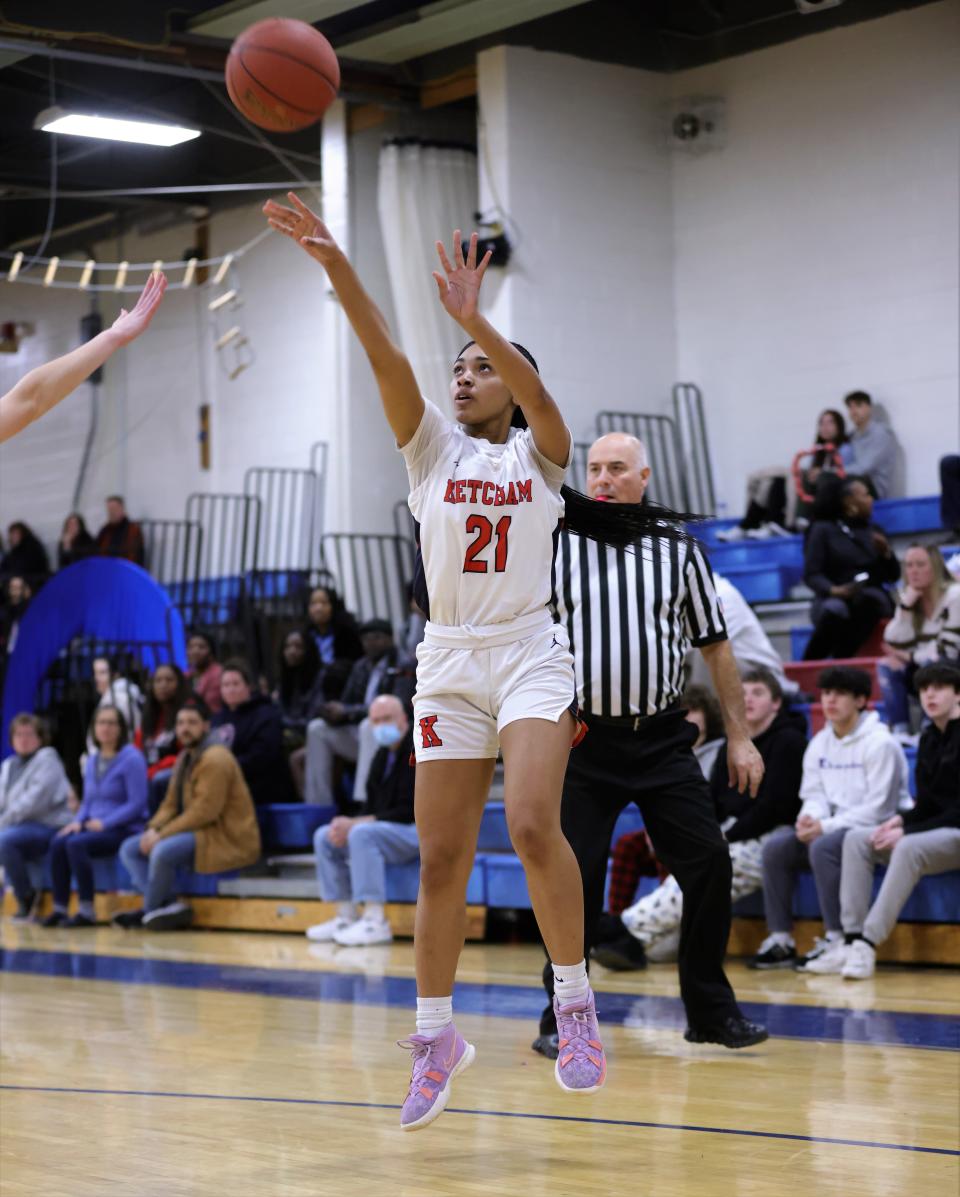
0, 713, 72, 919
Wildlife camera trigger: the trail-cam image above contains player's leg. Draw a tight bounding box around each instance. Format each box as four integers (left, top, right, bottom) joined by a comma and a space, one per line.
399, 755, 492, 1132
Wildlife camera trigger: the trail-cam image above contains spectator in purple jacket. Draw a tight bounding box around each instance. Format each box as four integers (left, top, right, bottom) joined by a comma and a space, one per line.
42, 706, 147, 927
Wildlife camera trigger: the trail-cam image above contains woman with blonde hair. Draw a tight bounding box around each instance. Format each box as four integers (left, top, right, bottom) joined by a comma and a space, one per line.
880, 545, 960, 734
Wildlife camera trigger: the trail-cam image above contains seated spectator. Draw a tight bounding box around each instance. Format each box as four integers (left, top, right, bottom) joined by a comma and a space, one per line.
135, 663, 189, 814
115, 696, 261, 931
601, 671, 807, 970
0, 521, 49, 586
305, 619, 416, 808
57, 512, 96, 570
844, 391, 897, 499
42, 706, 148, 927
0, 577, 31, 658
791, 408, 853, 528
749, 667, 908, 971
91, 655, 143, 736
277, 631, 326, 799
941, 455, 960, 542
879, 545, 960, 734
305, 585, 363, 700
211, 659, 294, 805
186, 632, 223, 715
306, 695, 417, 947
0, 714, 72, 920
687, 575, 798, 698
95, 495, 144, 565
718, 409, 852, 542
835, 663, 960, 979
802, 475, 900, 660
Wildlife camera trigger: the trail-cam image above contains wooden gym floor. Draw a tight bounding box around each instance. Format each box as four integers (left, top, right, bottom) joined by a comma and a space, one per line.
1, 923, 957, 1197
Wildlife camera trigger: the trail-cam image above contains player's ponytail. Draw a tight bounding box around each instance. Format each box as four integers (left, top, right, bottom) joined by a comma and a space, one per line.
560, 486, 701, 549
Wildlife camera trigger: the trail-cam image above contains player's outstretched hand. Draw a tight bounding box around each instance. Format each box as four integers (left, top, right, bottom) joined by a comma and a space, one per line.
432, 230, 492, 324
264, 192, 342, 267
110, 271, 167, 346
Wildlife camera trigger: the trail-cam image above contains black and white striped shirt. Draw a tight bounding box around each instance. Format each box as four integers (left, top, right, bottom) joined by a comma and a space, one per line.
550, 530, 727, 718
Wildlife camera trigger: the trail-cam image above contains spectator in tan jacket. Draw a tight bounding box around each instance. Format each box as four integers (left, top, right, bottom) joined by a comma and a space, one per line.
114, 696, 261, 931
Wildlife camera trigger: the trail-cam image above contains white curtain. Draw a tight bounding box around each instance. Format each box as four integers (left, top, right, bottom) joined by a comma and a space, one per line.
377, 141, 478, 409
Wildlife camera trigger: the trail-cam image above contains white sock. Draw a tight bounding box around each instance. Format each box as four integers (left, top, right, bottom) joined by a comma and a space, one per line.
336, 902, 357, 922
552, 959, 589, 1007
766, 931, 794, 948
825, 929, 843, 943
362, 902, 385, 923
77, 900, 96, 920
416, 996, 453, 1038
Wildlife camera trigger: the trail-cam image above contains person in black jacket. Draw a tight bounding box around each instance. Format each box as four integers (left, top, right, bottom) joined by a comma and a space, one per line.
57, 513, 97, 569
838, 661, 960, 979
0, 522, 49, 587
803, 475, 900, 659
305, 695, 418, 947
304, 619, 417, 807
211, 659, 294, 805
609, 669, 807, 965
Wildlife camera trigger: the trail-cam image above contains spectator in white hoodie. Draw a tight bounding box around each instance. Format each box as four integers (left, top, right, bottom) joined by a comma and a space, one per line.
748, 666, 908, 971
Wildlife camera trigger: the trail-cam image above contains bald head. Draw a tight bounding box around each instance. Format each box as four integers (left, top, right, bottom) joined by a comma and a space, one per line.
586, 433, 651, 503
369, 694, 408, 733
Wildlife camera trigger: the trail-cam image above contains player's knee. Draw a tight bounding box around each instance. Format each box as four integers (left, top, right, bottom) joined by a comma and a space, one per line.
507, 813, 553, 865
418, 840, 470, 892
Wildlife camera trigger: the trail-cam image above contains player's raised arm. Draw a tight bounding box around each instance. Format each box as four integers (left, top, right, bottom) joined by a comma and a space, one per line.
263, 192, 423, 447
432, 230, 570, 469
0, 272, 167, 445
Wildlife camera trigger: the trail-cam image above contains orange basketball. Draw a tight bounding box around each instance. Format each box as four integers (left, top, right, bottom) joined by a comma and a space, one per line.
225, 18, 340, 133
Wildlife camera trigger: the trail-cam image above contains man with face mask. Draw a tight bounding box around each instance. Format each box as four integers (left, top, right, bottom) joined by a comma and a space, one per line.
306, 694, 418, 947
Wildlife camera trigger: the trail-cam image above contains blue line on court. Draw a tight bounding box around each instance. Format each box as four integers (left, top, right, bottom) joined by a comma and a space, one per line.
2, 1084, 957, 1157
4, 947, 959, 1051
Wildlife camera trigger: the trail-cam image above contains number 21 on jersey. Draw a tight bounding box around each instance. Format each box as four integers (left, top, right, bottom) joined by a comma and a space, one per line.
463, 515, 512, 573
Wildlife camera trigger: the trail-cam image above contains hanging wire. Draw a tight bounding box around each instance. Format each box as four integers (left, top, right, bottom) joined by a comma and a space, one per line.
22, 61, 59, 274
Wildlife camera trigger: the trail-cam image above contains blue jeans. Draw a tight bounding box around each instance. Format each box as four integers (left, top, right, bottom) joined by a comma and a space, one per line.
49, 828, 129, 907
313, 820, 419, 904
877, 660, 912, 729
119, 832, 196, 912
0, 823, 58, 903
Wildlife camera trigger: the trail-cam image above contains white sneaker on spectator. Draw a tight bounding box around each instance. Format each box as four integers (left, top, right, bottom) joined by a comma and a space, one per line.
645, 929, 680, 963
306, 916, 355, 943
842, 939, 876, 980
716, 525, 747, 542
334, 915, 393, 946
798, 939, 847, 974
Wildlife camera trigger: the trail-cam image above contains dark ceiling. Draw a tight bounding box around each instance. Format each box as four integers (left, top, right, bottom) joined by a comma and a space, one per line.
0, 0, 939, 257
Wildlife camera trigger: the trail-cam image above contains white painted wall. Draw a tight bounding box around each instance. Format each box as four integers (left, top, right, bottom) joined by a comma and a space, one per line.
476, 44, 677, 445
476, 2, 959, 510
670, 0, 960, 508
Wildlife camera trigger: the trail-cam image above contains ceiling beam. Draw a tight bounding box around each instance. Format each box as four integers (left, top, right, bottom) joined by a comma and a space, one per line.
189, 1, 368, 40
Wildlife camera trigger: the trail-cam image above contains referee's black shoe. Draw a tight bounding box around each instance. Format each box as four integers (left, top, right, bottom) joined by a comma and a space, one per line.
684, 1016, 769, 1049
590, 933, 648, 972
531, 1032, 559, 1060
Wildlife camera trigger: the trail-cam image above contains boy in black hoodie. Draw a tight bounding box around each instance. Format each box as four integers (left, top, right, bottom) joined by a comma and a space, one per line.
616, 669, 808, 962
212, 659, 295, 805
838, 661, 960, 979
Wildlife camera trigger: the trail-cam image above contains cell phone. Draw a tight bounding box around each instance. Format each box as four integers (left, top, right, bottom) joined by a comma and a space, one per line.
853, 571, 869, 584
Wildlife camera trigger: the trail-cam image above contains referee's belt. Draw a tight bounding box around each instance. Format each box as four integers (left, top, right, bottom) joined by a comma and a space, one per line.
584, 703, 683, 732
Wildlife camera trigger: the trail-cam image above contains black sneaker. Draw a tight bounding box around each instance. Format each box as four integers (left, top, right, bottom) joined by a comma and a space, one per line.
685, 1016, 769, 1049
111, 909, 145, 929
531, 1032, 559, 1060
590, 934, 648, 972
142, 901, 193, 931
40, 910, 68, 928
747, 940, 797, 970
64, 912, 97, 928
11, 890, 38, 922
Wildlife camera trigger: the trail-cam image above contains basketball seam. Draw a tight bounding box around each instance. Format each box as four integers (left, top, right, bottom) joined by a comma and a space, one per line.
233, 47, 338, 116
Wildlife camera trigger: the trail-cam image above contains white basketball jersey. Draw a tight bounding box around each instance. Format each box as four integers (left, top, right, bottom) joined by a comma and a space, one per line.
400, 400, 570, 628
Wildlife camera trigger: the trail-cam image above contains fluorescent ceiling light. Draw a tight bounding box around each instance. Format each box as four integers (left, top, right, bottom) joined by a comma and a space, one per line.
35, 106, 200, 147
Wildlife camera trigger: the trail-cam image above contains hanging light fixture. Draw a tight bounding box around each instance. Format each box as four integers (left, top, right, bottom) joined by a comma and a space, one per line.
35, 106, 200, 147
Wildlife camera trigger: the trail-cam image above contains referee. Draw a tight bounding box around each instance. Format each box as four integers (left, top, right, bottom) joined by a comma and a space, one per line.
534, 432, 769, 1052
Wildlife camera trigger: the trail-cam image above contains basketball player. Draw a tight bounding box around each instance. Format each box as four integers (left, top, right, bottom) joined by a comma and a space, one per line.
0, 272, 167, 445
264, 194, 693, 1131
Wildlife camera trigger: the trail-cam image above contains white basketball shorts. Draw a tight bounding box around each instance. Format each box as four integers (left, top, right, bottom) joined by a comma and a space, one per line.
411, 609, 577, 762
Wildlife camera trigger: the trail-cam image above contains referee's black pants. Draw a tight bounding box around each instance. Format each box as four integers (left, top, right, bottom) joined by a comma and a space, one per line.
539, 709, 741, 1034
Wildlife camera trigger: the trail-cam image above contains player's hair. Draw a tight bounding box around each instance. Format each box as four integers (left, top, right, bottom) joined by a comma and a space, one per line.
456, 341, 702, 549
